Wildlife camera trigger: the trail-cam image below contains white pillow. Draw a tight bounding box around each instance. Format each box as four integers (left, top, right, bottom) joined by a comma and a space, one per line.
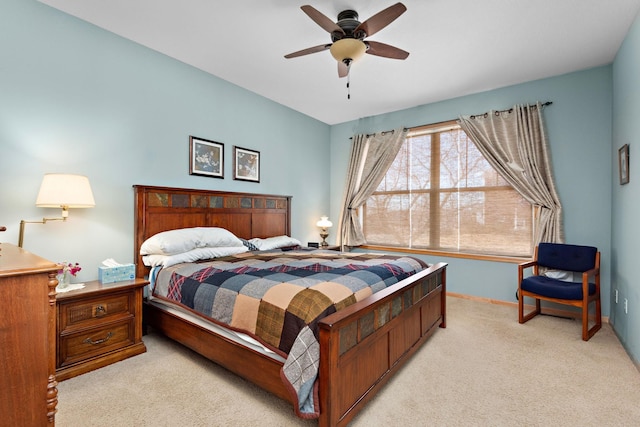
248, 235, 302, 251
140, 227, 244, 255
142, 246, 248, 268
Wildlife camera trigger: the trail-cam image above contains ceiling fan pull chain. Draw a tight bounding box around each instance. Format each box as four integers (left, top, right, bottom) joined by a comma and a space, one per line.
347, 72, 351, 99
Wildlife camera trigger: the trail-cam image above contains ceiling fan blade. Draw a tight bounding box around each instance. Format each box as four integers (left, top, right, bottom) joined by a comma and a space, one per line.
284, 44, 332, 59
337, 61, 349, 78
301, 5, 345, 35
356, 2, 407, 37
365, 40, 409, 60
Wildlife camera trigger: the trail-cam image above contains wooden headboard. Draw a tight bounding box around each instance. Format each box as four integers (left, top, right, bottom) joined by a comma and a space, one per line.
133, 185, 292, 279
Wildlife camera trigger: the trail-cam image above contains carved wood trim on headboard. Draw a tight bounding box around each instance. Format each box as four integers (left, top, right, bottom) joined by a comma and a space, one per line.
133, 185, 292, 279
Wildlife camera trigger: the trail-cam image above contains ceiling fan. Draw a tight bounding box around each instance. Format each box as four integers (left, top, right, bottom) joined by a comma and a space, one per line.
284, 3, 409, 78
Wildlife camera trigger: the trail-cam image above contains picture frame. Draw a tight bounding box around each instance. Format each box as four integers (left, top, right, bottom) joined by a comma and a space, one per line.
619, 143, 629, 185
233, 146, 260, 182
189, 136, 224, 179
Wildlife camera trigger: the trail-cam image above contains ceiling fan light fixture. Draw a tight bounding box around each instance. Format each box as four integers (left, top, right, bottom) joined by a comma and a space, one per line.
330, 38, 367, 63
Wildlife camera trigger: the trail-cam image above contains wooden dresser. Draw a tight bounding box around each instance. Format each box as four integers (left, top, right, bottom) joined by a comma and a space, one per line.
0, 243, 58, 426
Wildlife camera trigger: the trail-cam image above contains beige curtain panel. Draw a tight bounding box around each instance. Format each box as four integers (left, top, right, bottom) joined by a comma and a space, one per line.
338, 128, 408, 249
457, 102, 563, 246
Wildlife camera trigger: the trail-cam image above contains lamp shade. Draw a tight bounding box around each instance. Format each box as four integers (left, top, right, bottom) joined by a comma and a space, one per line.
316, 216, 333, 228
330, 38, 367, 63
35, 173, 95, 208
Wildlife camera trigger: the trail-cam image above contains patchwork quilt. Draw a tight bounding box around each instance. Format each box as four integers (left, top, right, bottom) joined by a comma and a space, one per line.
151, 248, 428, 418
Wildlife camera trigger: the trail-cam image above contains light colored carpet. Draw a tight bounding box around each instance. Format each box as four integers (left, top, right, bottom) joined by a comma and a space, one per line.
56, 296, 640, 426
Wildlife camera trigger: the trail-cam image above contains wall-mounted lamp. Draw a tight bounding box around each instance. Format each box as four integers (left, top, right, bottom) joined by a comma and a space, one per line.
18, 173, 95, 248
316, 216, 333, 247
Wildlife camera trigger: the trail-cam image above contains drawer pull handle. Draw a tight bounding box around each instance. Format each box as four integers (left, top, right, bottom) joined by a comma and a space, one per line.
94, 305, 106, 317
83, 332, 113, 346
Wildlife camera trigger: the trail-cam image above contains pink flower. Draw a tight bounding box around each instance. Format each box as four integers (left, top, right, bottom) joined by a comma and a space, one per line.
58, 262, 82, 277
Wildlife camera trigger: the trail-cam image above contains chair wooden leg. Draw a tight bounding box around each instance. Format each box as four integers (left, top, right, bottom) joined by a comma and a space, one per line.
582, 299, 602, 341
582, 303, 589, 341
519, 293, 541, 324
518, 289, 524, 323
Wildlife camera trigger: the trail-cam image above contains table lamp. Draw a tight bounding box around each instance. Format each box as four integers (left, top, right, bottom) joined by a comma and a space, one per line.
316, 216, 333, 247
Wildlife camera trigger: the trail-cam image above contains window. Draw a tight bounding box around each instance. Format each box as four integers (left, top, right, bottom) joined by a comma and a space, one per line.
363, 121, 533, 257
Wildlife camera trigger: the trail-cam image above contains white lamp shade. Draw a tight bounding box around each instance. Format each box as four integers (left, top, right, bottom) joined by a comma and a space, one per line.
330, 38, 367, 62
316, 216, 333, 228
35, 173, 95, 208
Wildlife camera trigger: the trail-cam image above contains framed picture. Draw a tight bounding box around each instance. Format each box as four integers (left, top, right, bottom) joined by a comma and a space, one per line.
619, 144, 629, 185
233, 146, 260, 182
189, 136, 224, 178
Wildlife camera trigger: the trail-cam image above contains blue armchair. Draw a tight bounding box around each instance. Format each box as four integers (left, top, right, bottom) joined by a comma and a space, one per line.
518, 242, 601, 341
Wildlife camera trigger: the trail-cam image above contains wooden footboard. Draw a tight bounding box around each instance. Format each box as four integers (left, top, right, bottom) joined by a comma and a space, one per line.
317, 262, 447, 427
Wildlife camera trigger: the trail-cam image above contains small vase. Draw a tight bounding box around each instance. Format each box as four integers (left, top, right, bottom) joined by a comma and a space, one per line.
57, 272, 70, 289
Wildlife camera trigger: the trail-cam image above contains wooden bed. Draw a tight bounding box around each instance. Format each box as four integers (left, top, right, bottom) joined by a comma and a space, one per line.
133, 185, 447, 426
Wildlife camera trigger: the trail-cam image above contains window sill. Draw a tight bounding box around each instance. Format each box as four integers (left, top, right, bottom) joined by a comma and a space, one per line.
360, 245, 530, 264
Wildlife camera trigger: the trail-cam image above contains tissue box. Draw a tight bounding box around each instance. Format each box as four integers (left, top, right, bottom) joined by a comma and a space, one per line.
98, 264, 136, 284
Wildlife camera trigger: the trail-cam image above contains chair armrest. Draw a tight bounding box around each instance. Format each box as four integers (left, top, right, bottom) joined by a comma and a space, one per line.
581, 266, 600, 300
582, 266, 600, 281
518, 260, 537, 284
518, 260, 537, 269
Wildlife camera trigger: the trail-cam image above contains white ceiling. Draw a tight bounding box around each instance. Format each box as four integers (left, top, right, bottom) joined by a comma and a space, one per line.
39, 0, 640, 125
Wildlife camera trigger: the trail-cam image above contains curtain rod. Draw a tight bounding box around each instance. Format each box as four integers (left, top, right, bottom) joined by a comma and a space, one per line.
469, 101, 553, 119
349, 101, 553, 139
350, 128, 409, 140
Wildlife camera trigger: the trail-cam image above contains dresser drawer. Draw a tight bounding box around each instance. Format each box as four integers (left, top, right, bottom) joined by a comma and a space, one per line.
58, 319, 134, 367
59, 291, 133, 331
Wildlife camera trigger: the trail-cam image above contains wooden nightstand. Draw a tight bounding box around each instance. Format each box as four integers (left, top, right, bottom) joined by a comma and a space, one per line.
55, 278, 148, 381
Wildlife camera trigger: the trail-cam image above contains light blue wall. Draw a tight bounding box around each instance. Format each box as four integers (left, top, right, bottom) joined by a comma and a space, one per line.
612, 10, 640, 365
0, 0, 330, 282
330, 67, 613, 316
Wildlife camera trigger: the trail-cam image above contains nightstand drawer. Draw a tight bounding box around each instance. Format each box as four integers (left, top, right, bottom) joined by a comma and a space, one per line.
58, 319, 134, 367
59, 291, 132, 331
